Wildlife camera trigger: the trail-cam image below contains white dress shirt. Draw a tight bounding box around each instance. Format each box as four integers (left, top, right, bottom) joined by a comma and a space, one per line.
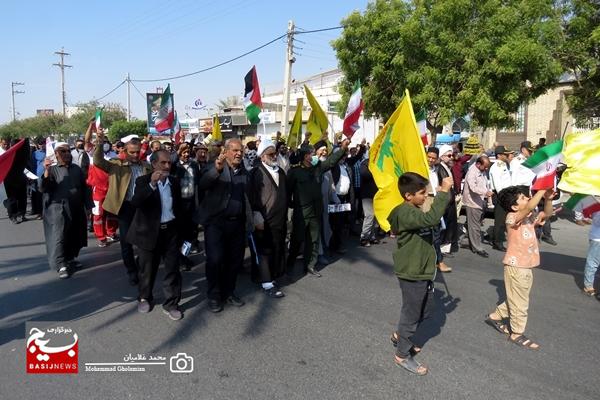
511, 153, 536, 187
335, 164, 351, 196
152, 177, 175, 223
489, 159, 512, 192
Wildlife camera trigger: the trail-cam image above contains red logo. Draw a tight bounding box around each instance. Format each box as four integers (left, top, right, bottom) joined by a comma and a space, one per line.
26, 326, 78, 374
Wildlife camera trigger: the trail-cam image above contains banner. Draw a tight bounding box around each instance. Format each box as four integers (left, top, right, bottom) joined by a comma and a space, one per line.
146, 92, 174, 135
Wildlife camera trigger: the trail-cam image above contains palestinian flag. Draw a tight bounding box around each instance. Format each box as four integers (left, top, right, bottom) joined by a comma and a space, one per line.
0, 138, 28, 184
94, 108, 103, 131
342, 81, 363, 138
564, 194, 600, 218
523, 140, 563, 190
415, 109, 429, 145
155, 84, 174, 132
172, 111, 181, 145
244, 66, 262, 124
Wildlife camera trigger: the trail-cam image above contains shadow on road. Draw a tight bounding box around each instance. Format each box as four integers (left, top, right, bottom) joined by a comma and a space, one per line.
539, 251, 585, 289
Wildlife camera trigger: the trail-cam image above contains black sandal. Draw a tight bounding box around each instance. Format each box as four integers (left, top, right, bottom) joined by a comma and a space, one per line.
484, 315, 510, 335
508, 334, 540, 350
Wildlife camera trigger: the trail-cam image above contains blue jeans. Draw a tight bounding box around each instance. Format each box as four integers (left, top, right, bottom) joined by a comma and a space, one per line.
584, 240, 600, 289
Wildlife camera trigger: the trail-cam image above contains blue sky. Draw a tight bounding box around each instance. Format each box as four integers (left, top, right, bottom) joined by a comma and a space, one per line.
0, 0, 368, 125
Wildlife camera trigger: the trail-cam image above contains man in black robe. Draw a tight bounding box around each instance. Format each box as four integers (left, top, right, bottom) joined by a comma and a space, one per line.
40, 142, 91, 279
249, 140, 288, 298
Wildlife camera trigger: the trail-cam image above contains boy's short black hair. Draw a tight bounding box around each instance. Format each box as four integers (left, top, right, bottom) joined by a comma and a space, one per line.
398, 172, 429, 199
498, 185, 530, 212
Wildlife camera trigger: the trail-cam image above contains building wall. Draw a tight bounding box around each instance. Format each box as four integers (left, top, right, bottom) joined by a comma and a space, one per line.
525, 84, 574, 144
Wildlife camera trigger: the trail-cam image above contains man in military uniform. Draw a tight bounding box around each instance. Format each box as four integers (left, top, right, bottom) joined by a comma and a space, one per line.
286, 138, 350, 277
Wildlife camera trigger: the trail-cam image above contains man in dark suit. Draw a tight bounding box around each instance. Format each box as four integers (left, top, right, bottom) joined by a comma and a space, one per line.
198, 138, 254, 313
126, 149, 184, 320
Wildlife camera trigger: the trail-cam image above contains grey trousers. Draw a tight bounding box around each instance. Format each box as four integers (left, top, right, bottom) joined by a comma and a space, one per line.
360, 198, 379, 241
466, 206, 484, 252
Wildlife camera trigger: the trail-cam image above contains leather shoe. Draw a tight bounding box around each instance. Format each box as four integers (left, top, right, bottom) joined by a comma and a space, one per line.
208, 299, 223, 313
492, 243, 507, 252
264, 287, 285, 298
475, 250, 489, 258
226, 295, 245, 307
541, 236, 557, 246
307, 267, 322, 277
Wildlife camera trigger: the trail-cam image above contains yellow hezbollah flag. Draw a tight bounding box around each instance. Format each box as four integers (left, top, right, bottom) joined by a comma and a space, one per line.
212, 115, 222, 142
558, 129, 600, 196
287, 98, 303, 149
368, 89, 429, 232
304, 85, 329, 144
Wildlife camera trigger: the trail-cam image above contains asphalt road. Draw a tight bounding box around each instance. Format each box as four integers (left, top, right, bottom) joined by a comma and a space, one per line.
0, 210, 598, 400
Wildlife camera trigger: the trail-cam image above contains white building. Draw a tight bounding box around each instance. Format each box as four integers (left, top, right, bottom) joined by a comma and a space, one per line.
260, 68, 380, 144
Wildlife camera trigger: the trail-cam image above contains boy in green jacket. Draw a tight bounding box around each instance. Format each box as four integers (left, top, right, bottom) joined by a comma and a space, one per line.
388, 172, 452, 375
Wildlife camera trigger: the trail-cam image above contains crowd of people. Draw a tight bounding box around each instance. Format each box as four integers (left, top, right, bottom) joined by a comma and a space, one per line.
3, 123, 382, 321
2, 126, 598, 376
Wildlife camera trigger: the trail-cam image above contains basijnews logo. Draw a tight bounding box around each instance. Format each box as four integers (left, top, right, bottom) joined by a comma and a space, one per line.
26, 323, 78, 374
25, 321, 195, 375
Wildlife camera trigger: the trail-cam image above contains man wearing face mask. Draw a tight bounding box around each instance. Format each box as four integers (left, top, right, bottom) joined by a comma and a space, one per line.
248, 139, 288, 298
41, 143, 92, 279
286, 138, 350, 277
94, 129, 152, 285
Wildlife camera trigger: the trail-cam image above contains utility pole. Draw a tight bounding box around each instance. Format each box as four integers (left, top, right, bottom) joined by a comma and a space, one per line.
11, 82, 24, 122
53, 47, 72, 116
126, 73, 131, 121
280, 20, 295, 134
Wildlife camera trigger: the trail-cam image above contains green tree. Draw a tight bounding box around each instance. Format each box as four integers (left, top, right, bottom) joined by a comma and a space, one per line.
561, 0, 600, 124
333, 0, 566, 133
108, 120, 148, 143
0, 101, 128, 140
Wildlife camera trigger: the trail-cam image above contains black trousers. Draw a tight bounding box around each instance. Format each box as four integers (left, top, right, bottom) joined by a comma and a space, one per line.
493, 194, 507, 245
204, 218, 246, 301
4, 179, 27, 218
440, 199, 458, 247
329, 194, 350, 251
137, 222, 181, 310
395, 279, 435, 358
118, 201, 137, 276
31, 188, 43, 215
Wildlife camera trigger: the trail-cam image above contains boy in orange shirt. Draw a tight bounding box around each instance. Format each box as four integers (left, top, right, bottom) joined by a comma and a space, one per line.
485, 186, 554, 350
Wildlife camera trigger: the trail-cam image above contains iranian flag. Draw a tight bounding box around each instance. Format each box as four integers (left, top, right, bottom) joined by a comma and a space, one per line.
342, 81, 363, 138
244, 66, 262, 124
522, 140, 563, 190
415, 109, 429, 145
564, 194, 600, 218
172, 111, 181, 145
155, 84, 174, 132
94, 108, 103, 131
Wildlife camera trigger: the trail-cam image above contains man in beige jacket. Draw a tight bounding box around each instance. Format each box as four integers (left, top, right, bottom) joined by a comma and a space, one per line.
93, 129, 152, 285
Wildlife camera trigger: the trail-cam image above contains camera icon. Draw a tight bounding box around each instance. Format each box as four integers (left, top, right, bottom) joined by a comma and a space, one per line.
169, 353, 194, 373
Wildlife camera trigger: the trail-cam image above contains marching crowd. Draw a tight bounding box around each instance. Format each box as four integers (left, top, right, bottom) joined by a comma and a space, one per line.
2, 124, 599, 375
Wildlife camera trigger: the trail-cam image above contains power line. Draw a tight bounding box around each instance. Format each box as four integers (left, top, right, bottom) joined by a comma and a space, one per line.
96, 80, 126, 101
129, 81, 147, 101
131, 32, 287, 82
294, 26, 342, 35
